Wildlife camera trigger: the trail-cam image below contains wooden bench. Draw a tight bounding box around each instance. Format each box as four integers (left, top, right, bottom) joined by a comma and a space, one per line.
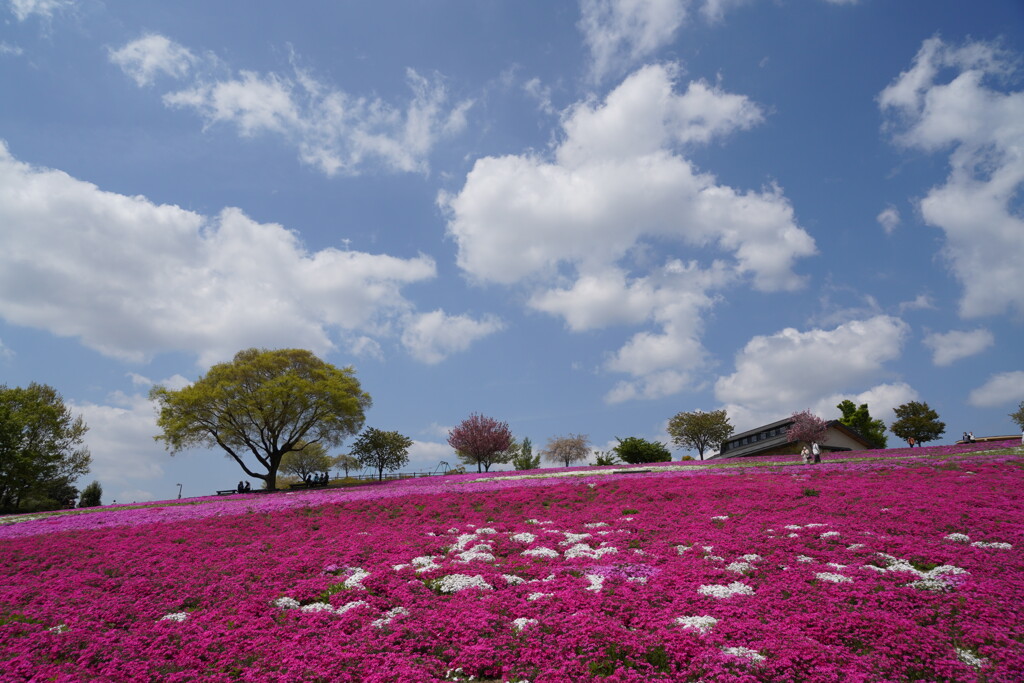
216, 489, 239, 496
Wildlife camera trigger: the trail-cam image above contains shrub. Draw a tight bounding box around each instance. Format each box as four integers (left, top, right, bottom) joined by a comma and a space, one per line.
613, 437, 672, 464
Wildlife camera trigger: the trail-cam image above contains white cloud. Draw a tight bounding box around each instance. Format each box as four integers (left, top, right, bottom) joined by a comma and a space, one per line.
923, 328, 994, 366
443, 63, 814, 402
968, 371, 1024, 407
109, 34, 471, 176
578, 0, 688, 82
0, 143, 491, 366
879, 37, 1024, 318
400, 310, 504, 365
0, 42, 24, 56
0, 338, 12, 360
877, 205, 900, 234
70, 392, 166, 489
406, 440, 455, 472
897, 294, 935, 313
108, 34, 197, 86
8, 0, 70, 21
715, 315, 910, 430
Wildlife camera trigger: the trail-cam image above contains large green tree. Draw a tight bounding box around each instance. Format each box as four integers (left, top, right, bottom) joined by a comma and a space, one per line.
890, 401, 946, 446
613, 436, 672, 464
350, 428, 413, 480
836, 400, 888, 449
667, 409, 734, 460
0, 383, 91, 513
150, 348, 371, 491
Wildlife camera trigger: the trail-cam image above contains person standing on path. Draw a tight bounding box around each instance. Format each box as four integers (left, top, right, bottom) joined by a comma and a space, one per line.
811, 442, 821, 464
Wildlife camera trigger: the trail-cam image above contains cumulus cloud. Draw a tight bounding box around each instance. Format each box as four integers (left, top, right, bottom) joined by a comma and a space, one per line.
811, 382, 919, 428
579, 0, 688, 82
0, 143, 492, 366
405, 440, 455, 472
108, 34, 197, 86
0, 337, 13, 360
879, 36, 1024, 318
877, 205, 900, 234
715, 315, 910, 430
442, 63, 814, 402
968, 371, 1024, 407
400, 310, 504, 364
69, 392, 166, 491
922, 328, 994, 366
110, 34, 471, 176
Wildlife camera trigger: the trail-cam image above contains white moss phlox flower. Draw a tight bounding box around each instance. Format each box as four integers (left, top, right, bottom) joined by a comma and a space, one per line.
711, 516, 729, 521
160, 612, 189, 622
563, 543, 617, 560
512, 617, 538, 632
502, 574, 526, 585
527, 592, 552, 601
560, 532, 592, 545
371, 606, 408, 628
944, 533, 970, 543
698, 582, 754, 598
723, 646, 766, 663
477, 527, 497, 535
584, 574, 604, 591
583, 522, 609, 528
796, 555, 815, 563
971, 541, 1012, 550
675, 545, 692, 554
510, 532, 537, 543
273, 597, 300, 610
816, 572, 852, 583
437, 574, 492, 593
820, 531, 840, 538
300, 603, 336, 613
523, 546, 559, 558
676, 615, 717, 633
412, 556, 442, 573
726, 561, 754, 574
740, 554, 762, 562
956, 647, 988, 669
344, 568, 369, 590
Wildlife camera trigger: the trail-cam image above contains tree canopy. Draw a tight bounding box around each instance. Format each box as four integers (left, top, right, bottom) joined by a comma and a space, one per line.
510, 437, 540, 471
447, 413, 514, 473
613, 436, 672, 464
836, 400, 888, 449
0, 383, 91, 513
667, 409, 734, 460
150, 348, 371, 491
78, 481, 103, 508
542, 433, 591, 467
350, 428, 413, 480
890, 401, 946, 446
1010, 401, 1024, 431
279, 442, 333, 480
787, 410, 830, 447
332, 454, 362, 478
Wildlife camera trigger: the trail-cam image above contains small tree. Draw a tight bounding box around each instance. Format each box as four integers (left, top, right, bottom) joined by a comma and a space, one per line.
78, 481, 103, 508
279, 442, 333, 480
613, 437, 672, 464
667, 409, 734, 461
836, 400, 888, 449
1010, 401, 1024, 431
542, 433, 591, 467
890, 401, 946, 446
511, 436, 541, 471
351, 428, 413, 481
593, 451, 620, 466
332, 454, 361, 478
787, 410, 830, 448
447, 413, 514, 473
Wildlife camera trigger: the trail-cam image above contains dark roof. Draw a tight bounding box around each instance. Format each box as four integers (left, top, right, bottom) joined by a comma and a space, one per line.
710, 418, 873, 460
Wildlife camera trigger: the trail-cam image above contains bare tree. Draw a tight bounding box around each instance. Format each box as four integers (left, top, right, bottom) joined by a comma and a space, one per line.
542, 433, 591, 467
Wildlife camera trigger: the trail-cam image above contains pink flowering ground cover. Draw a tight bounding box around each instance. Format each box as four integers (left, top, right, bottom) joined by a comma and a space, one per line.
1, 445, 1023, 681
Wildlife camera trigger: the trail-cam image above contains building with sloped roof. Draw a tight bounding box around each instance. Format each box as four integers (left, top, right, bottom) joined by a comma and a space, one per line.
710, 417, 874, 460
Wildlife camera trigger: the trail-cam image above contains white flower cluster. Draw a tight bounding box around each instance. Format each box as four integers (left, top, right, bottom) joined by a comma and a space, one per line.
944, 533, 970, 543
675, 615, 717, 633
523, 546, 559, 558
302, 600, 367, 615
411, 555, 442, 573
796, 555, 815, 563
503, 574, 526, 585
160, 612, 189, 622
510, 532, 537, 543
726, 561, 754, 574
820, 531, 840, 538
971, 541, 1012, 550
956, 647, 989, 669
527, 592, 552, 601
343, 568, 369, 590
815, 572, 852, 584
436, 574, 493, 593
868, 553, 969, 592
511, 617, 538, 632
698, 582, 754, 598
583, 522, 609, 528
559, 532, 592, 545
563, 543, 618, 560
675, 544, 692, 554
584, 574, 604, 591
711, 516, 729, 521
371, 606, 409, 628
723, 646, 765, 663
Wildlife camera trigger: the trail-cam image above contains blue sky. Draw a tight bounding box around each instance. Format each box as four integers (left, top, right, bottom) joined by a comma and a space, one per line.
1, 0, 1022, 503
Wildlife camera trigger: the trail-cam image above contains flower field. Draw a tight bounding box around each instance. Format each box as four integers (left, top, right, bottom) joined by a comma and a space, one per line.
2, 442, 1023, 682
